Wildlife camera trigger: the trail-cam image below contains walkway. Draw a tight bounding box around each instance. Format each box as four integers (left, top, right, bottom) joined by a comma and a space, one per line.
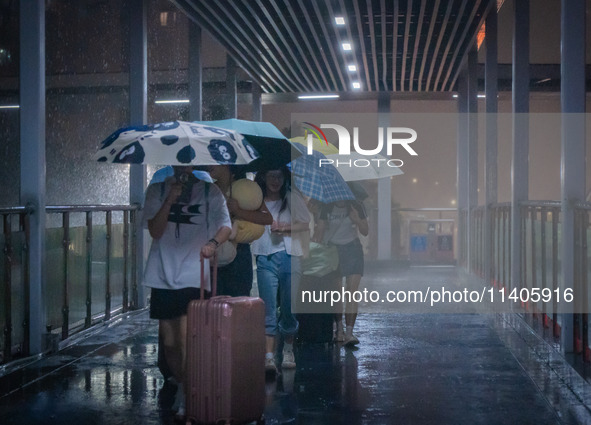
1, 266, 591, 424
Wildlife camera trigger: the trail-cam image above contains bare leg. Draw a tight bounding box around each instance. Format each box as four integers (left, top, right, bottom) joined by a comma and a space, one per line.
344, 274, 362, 341
334, 275, 344, 341
160, 316, 187, 412
159, 317, 186, 383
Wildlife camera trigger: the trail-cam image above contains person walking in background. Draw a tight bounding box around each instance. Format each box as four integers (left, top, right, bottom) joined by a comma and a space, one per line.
142, 166, 232, 418
251, 167, 310, 374
314, 200, 368, 347
206, 165, 272, 297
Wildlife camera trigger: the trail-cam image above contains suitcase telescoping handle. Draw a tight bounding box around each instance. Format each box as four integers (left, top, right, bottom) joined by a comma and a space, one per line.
200, 253, 218, 300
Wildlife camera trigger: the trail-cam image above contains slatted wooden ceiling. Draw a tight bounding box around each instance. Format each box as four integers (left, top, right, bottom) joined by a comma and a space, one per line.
172, 0, 492, 94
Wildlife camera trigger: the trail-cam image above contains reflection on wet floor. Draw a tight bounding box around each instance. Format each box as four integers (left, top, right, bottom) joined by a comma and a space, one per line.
1, 266, 591, 424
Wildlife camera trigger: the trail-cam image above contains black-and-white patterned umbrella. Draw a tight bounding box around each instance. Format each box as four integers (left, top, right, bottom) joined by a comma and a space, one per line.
94, 120, 259, 166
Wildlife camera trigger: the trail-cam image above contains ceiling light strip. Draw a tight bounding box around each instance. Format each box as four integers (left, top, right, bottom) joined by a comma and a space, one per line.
155, 99, 190, 104
298, 94, 340, 99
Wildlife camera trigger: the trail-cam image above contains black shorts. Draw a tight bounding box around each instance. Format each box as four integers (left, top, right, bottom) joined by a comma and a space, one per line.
335, 238, 364, 276
149, 287, 209, 320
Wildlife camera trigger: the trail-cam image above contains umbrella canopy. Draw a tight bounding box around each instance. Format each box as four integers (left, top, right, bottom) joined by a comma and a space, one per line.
192, 118, 301, 171
291, 144, 355, 203
94, 120, 259, 166
290, 135, 403, 182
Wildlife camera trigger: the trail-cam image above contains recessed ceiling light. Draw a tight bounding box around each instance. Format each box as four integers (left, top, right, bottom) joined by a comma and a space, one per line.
298, 94, 340, 100
348, 64, 357, 72
352, 82, 361, 89
342, 42, 352, 51
335, 16, 345, 25
452, 94, 458, 98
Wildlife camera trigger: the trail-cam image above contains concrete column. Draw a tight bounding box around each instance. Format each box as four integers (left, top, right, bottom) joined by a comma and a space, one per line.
484, 5, 498, 285
467, 48, 478, 273
377, 92, 391, 260
129, 0, 147, 308
226, 55, 237, 118
20, 0, 46, 354
457, 70, 468, 267
188, 24, 202, 121
511, 0, 529, 294
252, 84, 262, 121
560, 0, 586, 354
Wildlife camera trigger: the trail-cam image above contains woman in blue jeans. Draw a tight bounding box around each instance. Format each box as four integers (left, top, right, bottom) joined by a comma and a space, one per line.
251, 167, 310, 374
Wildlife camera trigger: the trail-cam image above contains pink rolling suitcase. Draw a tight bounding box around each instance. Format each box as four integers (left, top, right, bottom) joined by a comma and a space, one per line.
185, 256, 266, 425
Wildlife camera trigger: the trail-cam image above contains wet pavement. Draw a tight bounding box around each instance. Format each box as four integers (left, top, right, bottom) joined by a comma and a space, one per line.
1, 266, 591, 424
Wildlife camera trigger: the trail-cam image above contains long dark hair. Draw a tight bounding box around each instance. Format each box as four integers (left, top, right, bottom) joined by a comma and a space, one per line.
255, 166, 291, 213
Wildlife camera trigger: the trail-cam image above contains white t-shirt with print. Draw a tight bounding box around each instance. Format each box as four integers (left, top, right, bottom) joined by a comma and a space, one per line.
142, 178, 231, 290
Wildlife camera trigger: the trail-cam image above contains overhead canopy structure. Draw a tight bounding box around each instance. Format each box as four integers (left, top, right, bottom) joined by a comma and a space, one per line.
172, 0, 492, 93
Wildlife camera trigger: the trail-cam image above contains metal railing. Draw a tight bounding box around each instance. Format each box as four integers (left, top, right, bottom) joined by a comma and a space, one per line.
521, 201, 561, 337
0, 204, 140, 365
467, 201, 570, 350
489, 203, 512, 292
1, 206, 32, 364
574, 202, 591, 361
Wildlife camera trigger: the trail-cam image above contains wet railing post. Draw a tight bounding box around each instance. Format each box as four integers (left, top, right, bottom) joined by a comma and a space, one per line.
3, 214, 13, 362
530, 206, 537, 313
541, 208, 548, 325
493, 207, 499, 286
521, 205, 527, 298
105, 211, 112, 321
505, 206, 509, 289
552, 209, 559, 338
573, 208, 583, 353
61, 212, 70, 340
123, 210, 129, 312
581, 209, 589, 361
22, 212, 30, 357
85, 211, 93, 329
130, 209, 138, 309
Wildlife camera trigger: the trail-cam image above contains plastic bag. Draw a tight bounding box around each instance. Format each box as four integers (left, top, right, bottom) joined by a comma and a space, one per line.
301, 242, 339, 277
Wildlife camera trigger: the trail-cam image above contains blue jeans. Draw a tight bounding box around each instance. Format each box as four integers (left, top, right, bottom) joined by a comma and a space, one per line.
256, 251, 301, 337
